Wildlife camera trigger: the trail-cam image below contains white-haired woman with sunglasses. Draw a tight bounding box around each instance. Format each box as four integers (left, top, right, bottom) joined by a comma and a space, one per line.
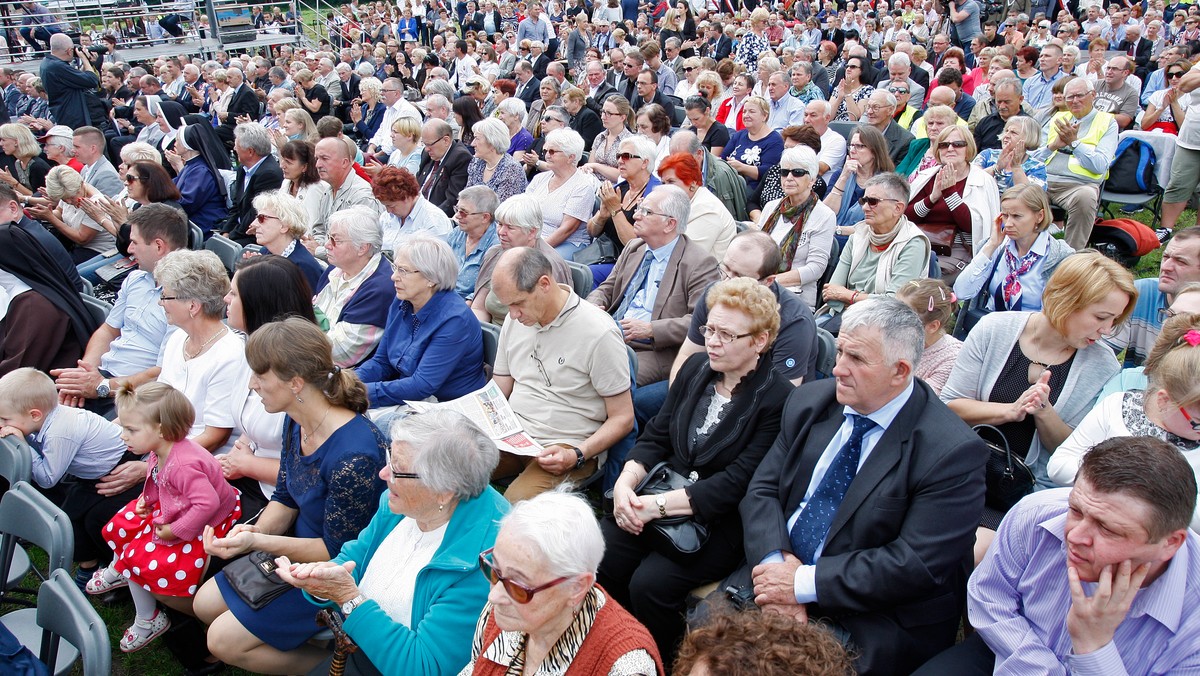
273, 410, 509, 676
460, 491, 664, 675
906, 125, 999, 284
754, 146, 837, 310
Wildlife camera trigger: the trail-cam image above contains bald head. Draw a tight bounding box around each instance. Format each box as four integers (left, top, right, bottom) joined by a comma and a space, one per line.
49, 33, 73, 56
928, 85, 956, 108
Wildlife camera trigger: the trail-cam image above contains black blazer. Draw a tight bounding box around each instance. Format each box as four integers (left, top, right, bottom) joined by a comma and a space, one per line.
530, 53, 550, 80
223, 84, 260, 128
709, 35, 732, 61
516, 76, 542, 105
570, 107, 603, 151
416, 141, 472, 216
632, 89, 676, 123
222, 155, 284, 243
738, 378, 987, 675
585, 81, 618, 115
629, 352, 792, 529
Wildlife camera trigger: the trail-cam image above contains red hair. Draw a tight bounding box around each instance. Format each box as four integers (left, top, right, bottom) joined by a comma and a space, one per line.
371, 166, 420, 202
657, 152, 702, 187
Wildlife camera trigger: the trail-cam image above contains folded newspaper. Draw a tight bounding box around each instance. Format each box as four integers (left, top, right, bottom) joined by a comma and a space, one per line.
405, 382, 549, 457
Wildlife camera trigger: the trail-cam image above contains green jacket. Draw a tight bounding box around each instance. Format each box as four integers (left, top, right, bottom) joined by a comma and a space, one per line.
703, 150, 749, 222
307, 487, 510, 676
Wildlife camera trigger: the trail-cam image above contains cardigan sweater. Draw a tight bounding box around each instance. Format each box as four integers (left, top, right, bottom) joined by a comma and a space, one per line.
940, 311, 1119, 485
143, 439, 238, 542
307, 487, 510, 676
470, 588, 664, 676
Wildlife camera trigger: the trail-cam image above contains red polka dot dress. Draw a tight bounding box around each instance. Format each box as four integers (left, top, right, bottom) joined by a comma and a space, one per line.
102, 439, 241, 597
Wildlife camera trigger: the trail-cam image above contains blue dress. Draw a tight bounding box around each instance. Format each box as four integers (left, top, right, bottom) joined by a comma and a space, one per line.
213, 415, 387, 651
722, 129, 783, 195
174, 157, 227, 235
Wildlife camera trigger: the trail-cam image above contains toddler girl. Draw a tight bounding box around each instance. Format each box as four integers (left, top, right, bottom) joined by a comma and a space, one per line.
85, 382, 241, 652
897, 278, 963, 395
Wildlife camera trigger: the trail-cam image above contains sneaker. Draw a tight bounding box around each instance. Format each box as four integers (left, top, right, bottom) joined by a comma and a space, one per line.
1119, 204, 1145, 214
120, 609, 171, 653
1158, 227, 1174, 244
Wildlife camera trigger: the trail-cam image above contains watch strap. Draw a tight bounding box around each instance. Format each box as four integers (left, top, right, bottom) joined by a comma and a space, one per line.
573, 446, 585, 470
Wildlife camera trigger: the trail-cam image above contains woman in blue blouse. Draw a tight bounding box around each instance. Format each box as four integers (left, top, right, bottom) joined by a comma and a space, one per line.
721, 96, 783, 195
196, 318, 387, 674
354, 236, 487, 412
466, 117, 529, 204
396, 7, 418, 41
973, 116, 1049, 194
824, 125, 894, 248
350, 77, 388, 147
166, 124, 229, 236
250, 190, 324, 290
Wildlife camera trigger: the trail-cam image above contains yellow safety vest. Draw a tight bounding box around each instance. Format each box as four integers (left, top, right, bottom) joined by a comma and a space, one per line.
1046, 109, 1116, 181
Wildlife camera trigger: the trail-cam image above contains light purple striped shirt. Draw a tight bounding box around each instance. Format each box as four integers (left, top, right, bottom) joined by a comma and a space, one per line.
969, 488, 1200, 675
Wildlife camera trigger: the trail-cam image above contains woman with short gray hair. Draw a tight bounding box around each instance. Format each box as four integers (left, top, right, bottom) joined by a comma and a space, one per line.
472, 196, 575, 325
497, 96, 533, 155
154, 249, 246, 455
459, 491, 662, 674
250, 190, 325, 289
273, 410, 510, 676
526, 128, 599, 261
355, 236, 488, 412
466, 117, 529, 203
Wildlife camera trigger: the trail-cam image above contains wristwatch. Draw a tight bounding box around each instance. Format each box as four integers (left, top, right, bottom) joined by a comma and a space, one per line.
341, 594, 366, 617
655, 496, 667, 518
96, 379, 115, 398
572, 446, 585, 470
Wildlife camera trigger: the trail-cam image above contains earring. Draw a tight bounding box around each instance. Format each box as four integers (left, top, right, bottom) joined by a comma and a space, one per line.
438, 504, 444, 511
427, 282, 434, 288
295, 393, 304, 403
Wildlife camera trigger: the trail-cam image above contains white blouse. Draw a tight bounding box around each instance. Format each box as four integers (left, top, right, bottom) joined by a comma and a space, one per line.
357, 518, 448, 627
157, 329, 247, 456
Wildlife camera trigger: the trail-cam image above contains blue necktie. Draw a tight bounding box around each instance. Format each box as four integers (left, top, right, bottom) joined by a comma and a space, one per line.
613, 252, 654, 320
789, 414, 877, 564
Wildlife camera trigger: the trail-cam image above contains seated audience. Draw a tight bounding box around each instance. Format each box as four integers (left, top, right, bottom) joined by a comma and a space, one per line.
894, 105, 958, 180
657, 152, 737, 263
275, 411, 509, 675
195, 318, 387, 675
954, 184, 1075, 314
825, 125, 895, 242
722, 96, 783, 195
446, 186, 499, 301
526, 128, 597, 261
167, 123, 231, 237
581, 94, 635, 184
221, 123, 285, 245
471, 195, 573, 325
588, 185, 720, 386
817, 173, 931, 334
587, 135, 662, 280
674, 607, 853, 676
373, 165, 453, 254
490, 247, 634, 502
0, 122, 50, 197
599, 277, 792, 663
973, 115, 1047, 193
914, 437, 1200, 674
33, 164, 115, 265
1099, 283, 1200, 399
725, 297, 987, 675
754, 146, 837, 310
465, 117, 529, 204
459, 491, 663, 674
313, 207, 396, 368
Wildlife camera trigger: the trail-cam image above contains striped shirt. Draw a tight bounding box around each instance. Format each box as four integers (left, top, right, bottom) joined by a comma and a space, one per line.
969, 488, 1200, 674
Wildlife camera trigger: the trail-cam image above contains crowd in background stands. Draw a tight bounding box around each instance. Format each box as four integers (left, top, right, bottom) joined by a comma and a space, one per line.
3, 0, 1200, 673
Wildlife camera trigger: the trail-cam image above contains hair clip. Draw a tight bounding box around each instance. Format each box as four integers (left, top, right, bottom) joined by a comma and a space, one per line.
1183, 329, 1200, 347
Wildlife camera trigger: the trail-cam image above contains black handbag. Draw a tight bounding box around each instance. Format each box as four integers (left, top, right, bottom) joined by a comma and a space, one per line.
975, 424, 1034, 514
573, 235, 618, 266
953, 251, 1003, 340
635, 462, 709, 554
221, 550, 292, 611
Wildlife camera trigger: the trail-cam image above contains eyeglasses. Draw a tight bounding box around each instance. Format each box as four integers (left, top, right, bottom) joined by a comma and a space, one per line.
1169, 71, 1186, 78
255, 213, 279, 223
455, 207, 485, 217
718, 262, 763, 281
700, 325, 754, 343
846, 64, 860, 70
616, 152, 640, 161
158, 295, 187, 303
478, 547, 570, 604
602, 109, 622, 117
387, 461, 420, 481
887, 86, 909, 94
858, 196, 901, 207
1180, 405, 1200, 432
847, 142, 867, 150
394, 266, 422, 276
1064, 92, 1092, 101
937, 140, 969, 150
779, 168, 809, 178
123, 174, 139, 184
682, 67, 694, 72
634, 205, 671, 219
864, 103, 891, 111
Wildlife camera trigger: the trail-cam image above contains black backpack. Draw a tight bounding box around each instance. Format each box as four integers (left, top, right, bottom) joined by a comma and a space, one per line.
1104, 137, 1159, 195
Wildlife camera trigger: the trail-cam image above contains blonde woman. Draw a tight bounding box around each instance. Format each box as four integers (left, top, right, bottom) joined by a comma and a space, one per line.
272, 107, 318, 151
0, 123, 50, 196
29, 165, 113, 264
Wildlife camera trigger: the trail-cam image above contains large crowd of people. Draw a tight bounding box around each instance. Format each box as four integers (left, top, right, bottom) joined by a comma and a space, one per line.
3, 0, 1200, 673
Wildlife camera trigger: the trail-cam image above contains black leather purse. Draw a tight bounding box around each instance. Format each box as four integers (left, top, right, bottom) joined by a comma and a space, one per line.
975, 424, 1034, 513
221, 550, 291, 611
635, 462, 709, 554
954, 252, 1004, 340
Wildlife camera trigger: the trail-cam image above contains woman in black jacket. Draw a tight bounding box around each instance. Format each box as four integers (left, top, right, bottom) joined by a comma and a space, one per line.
598, 277, 794, 665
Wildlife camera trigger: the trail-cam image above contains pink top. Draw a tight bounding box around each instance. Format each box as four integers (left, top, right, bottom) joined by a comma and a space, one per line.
916, 333, 962, 396
142, 439, 238, 543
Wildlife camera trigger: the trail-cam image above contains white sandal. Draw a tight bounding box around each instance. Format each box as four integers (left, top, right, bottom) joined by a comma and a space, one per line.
83, 566, 128, 595
120, 609, 170, 653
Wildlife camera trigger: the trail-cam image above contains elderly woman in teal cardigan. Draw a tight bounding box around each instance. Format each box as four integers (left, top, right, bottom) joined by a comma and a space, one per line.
275, 411, 509, 676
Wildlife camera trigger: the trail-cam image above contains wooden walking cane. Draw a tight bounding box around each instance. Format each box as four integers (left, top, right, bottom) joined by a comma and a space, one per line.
317, 608, 360, 676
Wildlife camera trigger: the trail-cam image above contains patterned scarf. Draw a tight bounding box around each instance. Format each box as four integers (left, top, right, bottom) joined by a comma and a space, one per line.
1001, 246, 1041, 310
760, 193, 817, 271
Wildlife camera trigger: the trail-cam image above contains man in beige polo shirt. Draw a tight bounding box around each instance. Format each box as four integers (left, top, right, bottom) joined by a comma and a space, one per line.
490, 246, 635, 503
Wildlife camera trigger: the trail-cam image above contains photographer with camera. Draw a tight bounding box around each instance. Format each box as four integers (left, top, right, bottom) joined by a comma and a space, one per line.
948, 0, 983, 47
40, 34, 111, 135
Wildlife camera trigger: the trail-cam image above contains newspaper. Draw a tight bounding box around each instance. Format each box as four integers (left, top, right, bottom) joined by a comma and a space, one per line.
405, 381, 545, 457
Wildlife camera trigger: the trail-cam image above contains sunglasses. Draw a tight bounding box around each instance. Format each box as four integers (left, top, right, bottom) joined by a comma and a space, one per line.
779, 168, 809, 178
478, 547, 570, 603
616, 152, 640, 161
858, 196, 900, 207
1169, 71, 1185, 78
123, 174, 139, 184
887, 86, 909, 94
682, 67, 694, 72
937, 140, 969, 150
1180, 405, 1200, 432
255, 213, 278, 223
